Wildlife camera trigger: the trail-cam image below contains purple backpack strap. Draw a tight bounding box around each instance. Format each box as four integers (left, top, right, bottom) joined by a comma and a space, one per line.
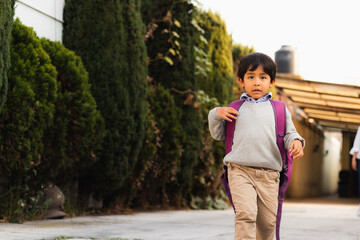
270, 100, 294, 240
221, 100, 245, 211
225, 100, 245, 154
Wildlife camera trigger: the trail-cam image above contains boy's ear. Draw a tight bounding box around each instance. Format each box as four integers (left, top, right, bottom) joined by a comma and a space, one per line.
238, 77, 245, 88
270, 78, 276, 87
237, 77, 243, 83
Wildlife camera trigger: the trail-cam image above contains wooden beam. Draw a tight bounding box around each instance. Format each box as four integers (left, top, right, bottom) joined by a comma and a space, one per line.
294, 102, 360, 115
317, 120, 359, 131
276, 74, 360, 97
307, 113, 360, 124
281, 88, 360, 103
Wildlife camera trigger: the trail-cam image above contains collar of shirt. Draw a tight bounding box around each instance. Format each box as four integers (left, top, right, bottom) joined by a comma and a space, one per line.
240, 92, 272, 103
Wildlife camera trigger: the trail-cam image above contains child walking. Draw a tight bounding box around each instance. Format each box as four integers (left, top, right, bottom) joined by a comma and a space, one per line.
208, 52, 305, 240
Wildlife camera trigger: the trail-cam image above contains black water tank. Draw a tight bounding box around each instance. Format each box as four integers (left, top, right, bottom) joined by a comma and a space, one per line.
275, 45, 298, 74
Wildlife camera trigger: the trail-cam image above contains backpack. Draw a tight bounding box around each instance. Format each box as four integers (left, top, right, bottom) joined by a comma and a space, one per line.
221, 99, 293, 240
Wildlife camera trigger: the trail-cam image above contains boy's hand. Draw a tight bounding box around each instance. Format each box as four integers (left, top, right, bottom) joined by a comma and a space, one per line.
289, 139, 304, 159
216, 107, 239, 122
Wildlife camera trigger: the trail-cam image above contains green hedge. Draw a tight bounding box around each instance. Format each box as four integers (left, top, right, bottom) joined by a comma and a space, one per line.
63, 0, 148, 203
195, 10, 234, 105
140, 0, 202, 207
0, 19, 58, 223
0, 19, 105, 222
120, 83, 184, 208
0, 0, 15, 112
40, 39, 105, 208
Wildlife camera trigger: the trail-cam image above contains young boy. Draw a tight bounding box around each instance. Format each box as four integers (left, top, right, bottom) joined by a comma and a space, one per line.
208, 52, 305, 240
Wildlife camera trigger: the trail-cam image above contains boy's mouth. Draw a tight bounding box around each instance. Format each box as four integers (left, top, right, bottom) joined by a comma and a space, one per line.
252, 89, 261, 93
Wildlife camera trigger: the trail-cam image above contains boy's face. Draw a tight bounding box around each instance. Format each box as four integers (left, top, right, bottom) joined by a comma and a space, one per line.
239, 65, 275, 100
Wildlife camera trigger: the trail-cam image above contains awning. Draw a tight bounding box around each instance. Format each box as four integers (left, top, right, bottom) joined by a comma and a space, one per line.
275, 73, 360, 132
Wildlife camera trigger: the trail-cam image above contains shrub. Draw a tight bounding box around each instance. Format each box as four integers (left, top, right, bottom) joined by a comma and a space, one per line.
141, 0, 202, 207
195, 10, 234, 105
120, 83, 183, 208
0, 19, 57, 222
40, 39, 105, 208
63, 0, 148, 203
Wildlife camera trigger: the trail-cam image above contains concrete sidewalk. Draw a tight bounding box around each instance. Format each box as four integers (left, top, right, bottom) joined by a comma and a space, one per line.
0, 197, 360, 240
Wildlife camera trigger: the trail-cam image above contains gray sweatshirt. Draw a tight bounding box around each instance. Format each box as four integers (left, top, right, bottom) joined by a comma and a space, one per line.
208, 101, 304, 171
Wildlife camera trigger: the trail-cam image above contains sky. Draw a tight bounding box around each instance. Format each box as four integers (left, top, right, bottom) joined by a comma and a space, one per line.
195, 0, 360, 86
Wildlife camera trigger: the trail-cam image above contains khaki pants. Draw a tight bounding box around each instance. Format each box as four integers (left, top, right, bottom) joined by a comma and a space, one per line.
228, 163, 280, 240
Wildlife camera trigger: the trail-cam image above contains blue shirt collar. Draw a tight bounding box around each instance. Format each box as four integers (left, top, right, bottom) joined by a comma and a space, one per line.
240, 92, 272, 103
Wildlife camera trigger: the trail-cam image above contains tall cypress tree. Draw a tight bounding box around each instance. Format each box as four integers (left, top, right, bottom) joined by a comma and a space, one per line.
40, 39, 105, 207
174, 1, 202, 203
190, 10, 236, 209
0, 0, 15, 112
196, 10, 234, 105
63, 0, 147, 202
141, 0, 202, 206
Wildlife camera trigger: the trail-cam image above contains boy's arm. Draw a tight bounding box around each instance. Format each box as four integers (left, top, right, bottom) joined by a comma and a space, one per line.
283, 108, 305, 151
208, 108, 225, 141
208, 107, 239, 141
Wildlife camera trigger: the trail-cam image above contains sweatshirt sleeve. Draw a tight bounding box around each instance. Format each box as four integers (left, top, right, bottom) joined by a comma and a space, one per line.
208, 107, 225, 141
283, 108, 305, 150
350, 126, 360, 155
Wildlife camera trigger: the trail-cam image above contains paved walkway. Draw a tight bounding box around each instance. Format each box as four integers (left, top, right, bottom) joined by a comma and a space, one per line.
0, 197, 360, 240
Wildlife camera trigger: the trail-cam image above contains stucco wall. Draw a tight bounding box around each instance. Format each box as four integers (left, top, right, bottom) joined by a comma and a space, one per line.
14, 0, 64, 42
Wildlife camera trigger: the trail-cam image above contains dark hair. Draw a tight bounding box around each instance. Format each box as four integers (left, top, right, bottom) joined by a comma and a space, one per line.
237, 52, 277, 82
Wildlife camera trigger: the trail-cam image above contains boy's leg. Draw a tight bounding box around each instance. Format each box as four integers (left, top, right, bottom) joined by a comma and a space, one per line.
256, 169, 280, 240
228, 163, 257, 240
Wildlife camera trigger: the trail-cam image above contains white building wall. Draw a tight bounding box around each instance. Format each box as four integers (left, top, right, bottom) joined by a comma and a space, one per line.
322, 131, 342, 195
14, 0, 64, 42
